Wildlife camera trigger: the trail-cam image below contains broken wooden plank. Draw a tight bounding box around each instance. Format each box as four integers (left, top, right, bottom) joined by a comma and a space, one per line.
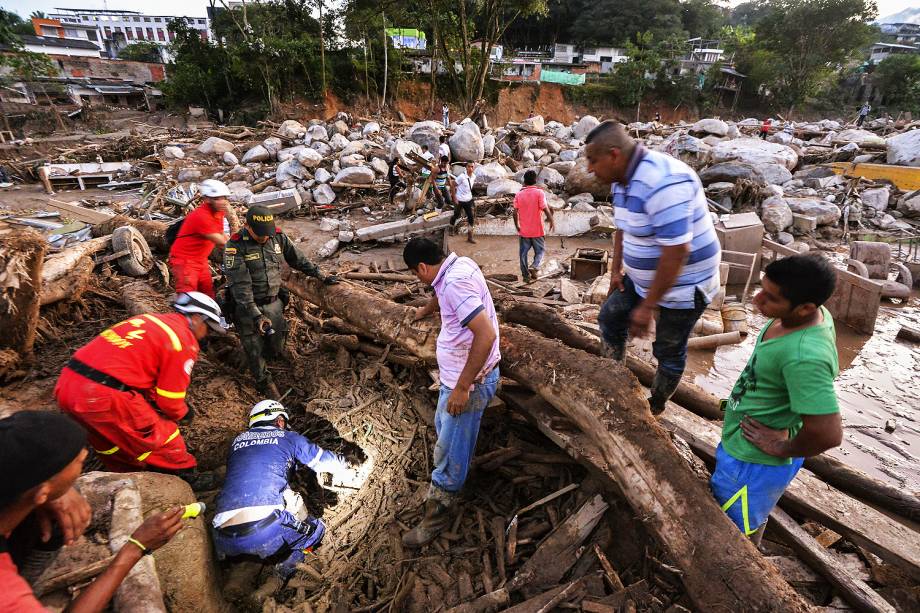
516, 483, 579, 516
770, 507, 896, 613
660, 404, 920, 583
44, 198, 115, 224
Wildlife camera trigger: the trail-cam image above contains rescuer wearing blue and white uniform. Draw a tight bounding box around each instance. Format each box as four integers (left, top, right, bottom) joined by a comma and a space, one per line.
211, 400, 353, 578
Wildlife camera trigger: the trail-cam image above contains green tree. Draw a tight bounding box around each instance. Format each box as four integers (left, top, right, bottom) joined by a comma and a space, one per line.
681, 0, 727, 38
118, 41, 164, 63
753, 0, 878, 109
874, 54, 920, 112
0, 8, 35, 38
569, 0, 684, 46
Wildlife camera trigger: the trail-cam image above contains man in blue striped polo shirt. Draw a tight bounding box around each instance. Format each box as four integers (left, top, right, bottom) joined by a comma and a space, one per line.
585, 121, 721, 414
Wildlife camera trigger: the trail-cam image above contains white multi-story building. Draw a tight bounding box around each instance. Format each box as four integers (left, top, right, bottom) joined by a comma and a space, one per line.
47, 7, 212, 58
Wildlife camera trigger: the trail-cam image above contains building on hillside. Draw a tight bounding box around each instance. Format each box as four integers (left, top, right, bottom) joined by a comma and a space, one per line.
679, 39, 725, 75
580, 46, 628, 73
46, 8, 211, 59
387, 28, 427, 50
879, 22, 920, 46
869, 42, 920, 63
16, 35, 102, 58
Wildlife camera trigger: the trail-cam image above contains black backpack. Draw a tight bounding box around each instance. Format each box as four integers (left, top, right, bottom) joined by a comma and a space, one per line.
164, 216, 186, 250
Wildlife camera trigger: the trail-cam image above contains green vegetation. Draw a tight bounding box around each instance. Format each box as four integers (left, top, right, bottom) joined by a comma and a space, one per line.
873, 54, 920, 113
118, 41, 164, 63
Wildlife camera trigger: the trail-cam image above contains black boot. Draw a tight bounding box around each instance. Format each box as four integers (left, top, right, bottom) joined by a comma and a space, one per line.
601, 340, 625, 361
648, 370, 681, 415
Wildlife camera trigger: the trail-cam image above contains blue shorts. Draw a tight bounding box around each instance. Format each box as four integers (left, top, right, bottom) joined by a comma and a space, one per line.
710, 443, 804, 535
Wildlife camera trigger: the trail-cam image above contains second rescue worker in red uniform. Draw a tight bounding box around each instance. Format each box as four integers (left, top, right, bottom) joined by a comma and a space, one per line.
168, 180, 231, 298
55, 292, 227, 476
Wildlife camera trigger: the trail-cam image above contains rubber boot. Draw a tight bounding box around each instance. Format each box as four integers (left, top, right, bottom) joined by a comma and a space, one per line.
648, 370, 682, 416
402, 498, 452, 548
466, 229, 477, 244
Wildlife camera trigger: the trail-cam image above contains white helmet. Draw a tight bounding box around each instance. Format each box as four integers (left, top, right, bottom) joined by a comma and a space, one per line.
249, 400, 289, 427
198, 179, 231, 199
174, 292, 227, 334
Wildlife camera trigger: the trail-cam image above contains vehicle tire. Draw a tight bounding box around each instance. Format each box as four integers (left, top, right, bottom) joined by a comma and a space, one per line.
112, 225, 153, 277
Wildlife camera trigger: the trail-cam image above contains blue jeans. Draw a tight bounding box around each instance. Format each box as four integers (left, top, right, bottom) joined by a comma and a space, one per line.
598, 274, 707, 377
519, 237, 545, 280
212, 510, 325, 579
711, 444, 804, 535
431, 367, 500, 500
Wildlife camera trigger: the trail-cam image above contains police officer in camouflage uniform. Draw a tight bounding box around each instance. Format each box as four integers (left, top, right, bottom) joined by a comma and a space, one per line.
223, 206, 338, 398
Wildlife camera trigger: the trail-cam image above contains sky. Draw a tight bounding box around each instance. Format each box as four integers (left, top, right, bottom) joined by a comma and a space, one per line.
1, 0, 916, 22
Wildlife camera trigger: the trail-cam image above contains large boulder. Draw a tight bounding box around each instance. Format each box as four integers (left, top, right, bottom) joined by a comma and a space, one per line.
278, 119, 307, 141
486, 178, 523, 197
710, 138, 798, 170
483, 134, 496, 157
311, 141, 332, 157
564, 158, 610, 199
369, 157, 389, 176
162, 146, 185, 160
307, 124, 329, 142
887, 129, 920, 167
520, 115, 545, 134
331, 120, 350, 135
340, 153, 366, 168
861, 186, 890, 211
391, 139, 422, 166
786, 197, 841, 225
573, 115, 600, 140
277, 145, 305, 163
314, 167, 332, 184
330, 133, 350, 152
473, 161, 508, 188
834, 129, 885, 148
408, 120, 443, 153
362, 121, 381, 137
313, 183, 336, 204
177, 168, 202, 183
760, 196, 793, 233
898, 190, 920, 218
276, 158, 307, 184
760, 163, 793, 186
297, 147, 323, 168
241, 144, 270, 164
657, 133, 711, 169
690, 118, 729, 137
698, 161, 763, 185
263, 137, 283, 159
768, 131, 794, 145
223, 164, 251, 183
538, 166, 565, 189
449, 121, 484, 162
539, 138, 562, 154
549, 160, 575, 176
334, 166, 375, 185
198, 136, 235, 156
559, 149, 579, 162
222, 151, 238, 166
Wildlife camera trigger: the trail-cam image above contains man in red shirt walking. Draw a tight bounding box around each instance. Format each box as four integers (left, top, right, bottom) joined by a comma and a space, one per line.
55, 292, 226, 476
169, 179, 231, 298
513, 170, 555, 283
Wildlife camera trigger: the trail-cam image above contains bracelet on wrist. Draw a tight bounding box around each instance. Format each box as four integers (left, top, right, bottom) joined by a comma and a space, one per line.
127, 537, 151, 555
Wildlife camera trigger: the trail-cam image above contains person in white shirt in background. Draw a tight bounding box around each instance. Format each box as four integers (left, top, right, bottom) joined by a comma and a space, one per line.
451, 162, 477, 244
438, 135, 451, 162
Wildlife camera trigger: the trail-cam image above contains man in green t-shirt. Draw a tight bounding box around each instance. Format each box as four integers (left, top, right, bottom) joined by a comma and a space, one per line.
712, 253, 842, 543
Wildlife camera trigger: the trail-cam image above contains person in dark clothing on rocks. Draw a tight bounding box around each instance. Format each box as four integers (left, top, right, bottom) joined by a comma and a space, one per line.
223, 206, 338, 399
212, 400, 357, 584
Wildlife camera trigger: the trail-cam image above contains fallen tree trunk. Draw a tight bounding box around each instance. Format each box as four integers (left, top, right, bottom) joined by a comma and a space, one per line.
285, 273, 809, 612
497, 300, 723, 420
500, 300, 920, 523
93, 216, 168, 253
0, 232, 46, 358
41, 236, 109, 284
41, 256, 94, 305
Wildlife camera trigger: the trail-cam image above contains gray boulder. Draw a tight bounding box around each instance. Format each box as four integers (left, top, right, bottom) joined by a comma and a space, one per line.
297, 147, 323, 168
760, 196, 793, 233
834, 129, 885, 148
277, 145, 305, 163
486, 178, 522, 197
573, 115, 600, 140
307, 124, 328, 142
777, 231, 794, 245
316, 238, 340, 259
198, 136, 235, 156
698, 162, 763, 185
332, 120, 349, 136
362, 121, 381, 137
162, 146, 185, 160
334, 166, 375, 185
861, 187, 890, 211
314, 168, 332, 184
313, 183, 336, 205
483, 134, 496, 157
311, 141, 332, 157
898, 190, 920, 218
329, 133, 349, 152
887, 129, 920, 167
520, 115, 545, 134
177, 168, 202, 183
340, 154, 366, 168
710, 138, 798, 170
760, 164, 793, 186
223, 164, 252, 183
263, 137, 283, 159
690, 118, 729, 137
568, 193, 595, 207
408, 120, 443, 154
768, 131, 794, 145
538, 166, 565, 189
549, 161, 575, 176
242, 144, 270, 164
391, 139, 422, 166
473, 161, 508, 188
276, 159, 307, 184
370, 157, 389, 176
564, 158, 610, 199
449, 121, 484, 162
278, 119, 307, 140
786, 197, 841, 225
559, 149, 579, 162
222, 151, 239, 166
539, 138, 562, 154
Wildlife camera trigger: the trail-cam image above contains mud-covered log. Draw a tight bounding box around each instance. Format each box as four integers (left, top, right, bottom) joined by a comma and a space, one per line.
500, 301, 920, 523
41, 256, 95, 305
284, 272, 809, 612
94, 216, 168, 253
0, 232, 46, 357
497, 300, 723, 420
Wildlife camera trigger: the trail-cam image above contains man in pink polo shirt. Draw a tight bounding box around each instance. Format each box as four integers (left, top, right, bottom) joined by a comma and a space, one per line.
513, 170, 555, 282
401, 237, 500, 547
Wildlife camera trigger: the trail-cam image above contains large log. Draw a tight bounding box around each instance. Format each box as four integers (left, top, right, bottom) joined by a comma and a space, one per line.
500, 300, 920, 523
93, 216, 168, 253
284, 273, 809, 612
41, 236, 109, 284
0, 232, 46, 357
41, 256, 94, 305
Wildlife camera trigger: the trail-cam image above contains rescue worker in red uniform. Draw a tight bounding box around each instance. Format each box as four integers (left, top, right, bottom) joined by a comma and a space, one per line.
168, 179, 231, 298
55, 292, 226, 476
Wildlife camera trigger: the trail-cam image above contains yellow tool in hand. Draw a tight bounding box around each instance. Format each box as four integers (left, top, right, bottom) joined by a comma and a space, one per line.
182, 502, 206, 520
